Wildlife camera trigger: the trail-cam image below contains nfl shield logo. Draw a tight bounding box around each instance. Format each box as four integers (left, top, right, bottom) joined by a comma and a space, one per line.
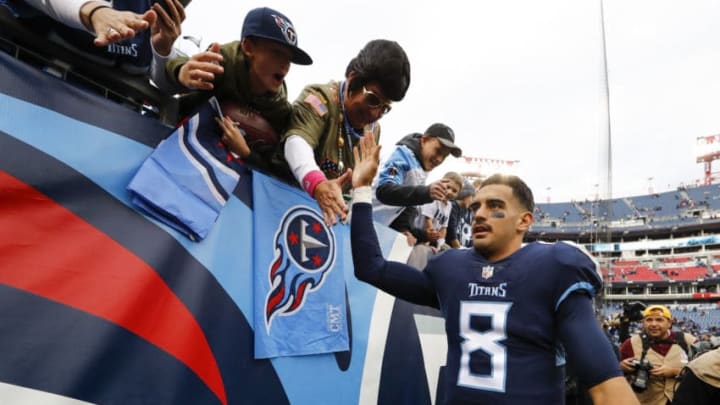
481, 265, 494, 279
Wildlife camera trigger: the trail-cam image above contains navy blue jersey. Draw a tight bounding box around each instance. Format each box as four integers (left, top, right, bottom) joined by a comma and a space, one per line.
350, 201, 611, 404
426, 242, 602, 404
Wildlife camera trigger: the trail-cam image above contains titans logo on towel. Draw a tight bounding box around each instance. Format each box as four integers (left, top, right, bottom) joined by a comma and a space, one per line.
265, 206, 336, 331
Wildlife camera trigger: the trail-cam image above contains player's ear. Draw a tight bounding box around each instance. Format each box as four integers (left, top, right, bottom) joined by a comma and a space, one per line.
517, 211, 533, 233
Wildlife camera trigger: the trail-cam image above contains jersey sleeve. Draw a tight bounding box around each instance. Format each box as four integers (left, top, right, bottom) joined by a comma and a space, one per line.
165, 54, 190, 88
557, 293, 623, 388
25, 0, 94, 31
351, 202, 439, 308
376, 147, 409, 187
550, 241, 603, 311
374, 147, 432, 206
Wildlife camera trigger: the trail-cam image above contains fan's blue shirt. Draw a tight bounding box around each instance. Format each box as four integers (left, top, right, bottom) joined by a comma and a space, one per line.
371, 144, 427, 226
351, 202, 621, 404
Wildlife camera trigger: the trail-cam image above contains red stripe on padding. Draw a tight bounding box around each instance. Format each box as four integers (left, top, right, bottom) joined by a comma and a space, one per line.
0, 171, 227, 405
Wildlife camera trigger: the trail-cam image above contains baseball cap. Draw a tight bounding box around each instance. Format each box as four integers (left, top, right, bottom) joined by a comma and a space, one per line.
241, 7, 313, 65
643, 305, 672, 320
425, 123, 462, 157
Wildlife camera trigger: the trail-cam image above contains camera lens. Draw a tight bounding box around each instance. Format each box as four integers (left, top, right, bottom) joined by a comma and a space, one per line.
630, 360, 651, 392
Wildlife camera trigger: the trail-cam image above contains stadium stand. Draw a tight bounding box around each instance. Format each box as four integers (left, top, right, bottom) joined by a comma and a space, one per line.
531, 186, 720, 238
529, 184, 720, 341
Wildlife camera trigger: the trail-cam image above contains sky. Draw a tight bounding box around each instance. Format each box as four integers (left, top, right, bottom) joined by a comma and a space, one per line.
177, 0, 720, 203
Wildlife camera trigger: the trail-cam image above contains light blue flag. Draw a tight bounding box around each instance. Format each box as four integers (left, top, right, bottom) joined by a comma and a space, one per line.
127, 98, 241, 241
252, 172, 349, 358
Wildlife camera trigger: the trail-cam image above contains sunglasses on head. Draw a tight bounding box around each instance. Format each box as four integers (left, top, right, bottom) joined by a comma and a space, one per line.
362, 86, 392, 115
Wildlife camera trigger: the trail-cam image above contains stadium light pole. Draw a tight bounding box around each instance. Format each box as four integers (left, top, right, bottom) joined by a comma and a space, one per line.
599, 0, 614, 246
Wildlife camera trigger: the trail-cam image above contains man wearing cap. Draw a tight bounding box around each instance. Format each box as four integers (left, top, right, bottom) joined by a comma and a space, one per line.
371, 123, 462, 245
619, 305, 697, 405
162, 6, 311, 138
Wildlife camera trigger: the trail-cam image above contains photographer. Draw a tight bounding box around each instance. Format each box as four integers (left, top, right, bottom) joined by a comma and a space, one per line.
619, 305, 697, 405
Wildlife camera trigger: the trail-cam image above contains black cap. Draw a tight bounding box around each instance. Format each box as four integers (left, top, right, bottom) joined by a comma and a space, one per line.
241, 7, 313, 65
425, 123, 461, 157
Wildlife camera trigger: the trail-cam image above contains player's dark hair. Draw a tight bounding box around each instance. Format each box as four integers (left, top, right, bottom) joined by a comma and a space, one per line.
345, 39, 411, 101
480, 174, 535, 213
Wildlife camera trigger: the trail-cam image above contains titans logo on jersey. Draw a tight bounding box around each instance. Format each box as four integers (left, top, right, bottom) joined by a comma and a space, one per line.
426, 241, 602, 404
265, 206, 337, 331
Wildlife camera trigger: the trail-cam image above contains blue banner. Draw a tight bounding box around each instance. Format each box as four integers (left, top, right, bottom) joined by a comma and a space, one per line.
252, 172, 349, 358
0, 48, 442, 405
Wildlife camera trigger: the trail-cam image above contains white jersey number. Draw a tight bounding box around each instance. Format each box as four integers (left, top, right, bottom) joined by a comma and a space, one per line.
457, 301, 512, 392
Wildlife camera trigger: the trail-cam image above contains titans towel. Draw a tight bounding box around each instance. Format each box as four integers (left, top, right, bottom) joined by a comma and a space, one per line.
252, 172, 349, 358
127, 98, 241, 241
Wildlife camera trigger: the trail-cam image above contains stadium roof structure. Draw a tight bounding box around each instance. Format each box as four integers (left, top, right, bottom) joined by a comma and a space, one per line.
528, 183, 720, 243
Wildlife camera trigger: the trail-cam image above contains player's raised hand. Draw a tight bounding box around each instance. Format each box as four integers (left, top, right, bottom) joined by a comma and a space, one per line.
352, 134, 381, 188
178, 42, 224, 90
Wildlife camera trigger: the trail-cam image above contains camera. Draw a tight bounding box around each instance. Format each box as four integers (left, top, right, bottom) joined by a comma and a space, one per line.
622, 301, 646, 322
630, 359, 653, 392
616, 301, 647, 343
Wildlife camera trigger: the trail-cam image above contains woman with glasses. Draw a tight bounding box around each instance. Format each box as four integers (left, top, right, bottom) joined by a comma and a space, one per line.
278, 39, 411, 226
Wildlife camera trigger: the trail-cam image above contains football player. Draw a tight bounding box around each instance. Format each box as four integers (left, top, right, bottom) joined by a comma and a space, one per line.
349, 135, 639, 405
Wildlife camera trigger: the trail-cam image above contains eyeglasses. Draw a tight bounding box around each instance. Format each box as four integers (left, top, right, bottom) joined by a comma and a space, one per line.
362, 86, 392, 114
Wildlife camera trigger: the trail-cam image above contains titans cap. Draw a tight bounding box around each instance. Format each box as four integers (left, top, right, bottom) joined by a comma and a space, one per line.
241, 7, 313, 65
425, 123, 462, 157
